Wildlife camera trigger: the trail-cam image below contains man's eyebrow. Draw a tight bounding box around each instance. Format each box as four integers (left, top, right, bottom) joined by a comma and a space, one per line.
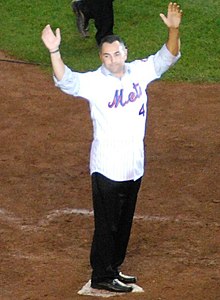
102, 51, 120, 55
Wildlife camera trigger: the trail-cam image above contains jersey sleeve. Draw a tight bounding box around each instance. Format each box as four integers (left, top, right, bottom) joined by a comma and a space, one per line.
130, 44, 181, 86
153, 44, 181, 77
53, 65, 80, 96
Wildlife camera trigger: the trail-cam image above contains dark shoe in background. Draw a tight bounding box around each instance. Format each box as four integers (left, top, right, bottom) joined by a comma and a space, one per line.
71, 0, 90, 37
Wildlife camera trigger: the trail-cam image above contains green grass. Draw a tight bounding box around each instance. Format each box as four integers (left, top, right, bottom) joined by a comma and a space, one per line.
0, 0, 219, 82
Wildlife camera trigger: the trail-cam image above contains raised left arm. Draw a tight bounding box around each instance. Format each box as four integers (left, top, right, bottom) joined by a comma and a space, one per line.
160, 2, 183, 56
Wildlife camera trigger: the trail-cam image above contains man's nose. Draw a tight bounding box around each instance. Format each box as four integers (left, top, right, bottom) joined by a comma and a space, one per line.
110, 55, 116, 63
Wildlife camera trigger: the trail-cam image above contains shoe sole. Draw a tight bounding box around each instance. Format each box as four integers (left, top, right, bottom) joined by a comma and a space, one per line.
91, 284, 132, 293
91, 280, 133, 293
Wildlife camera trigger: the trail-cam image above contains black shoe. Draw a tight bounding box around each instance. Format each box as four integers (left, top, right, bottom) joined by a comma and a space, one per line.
71, 0, 89, 37
117, 272, 137, 284
91, 278, 133, 293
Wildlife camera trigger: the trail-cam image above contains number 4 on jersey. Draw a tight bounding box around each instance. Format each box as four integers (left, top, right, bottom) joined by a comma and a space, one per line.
139, 103, 145, 116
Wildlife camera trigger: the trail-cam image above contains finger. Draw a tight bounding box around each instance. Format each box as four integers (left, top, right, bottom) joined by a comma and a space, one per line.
42, 24, 51, 36
175, 4, 181, 13
45, 24, 51, 32
55, 28, 61, 39
168, 2, 173, 12
174, 3, 182, 13
159, 13, 167, 24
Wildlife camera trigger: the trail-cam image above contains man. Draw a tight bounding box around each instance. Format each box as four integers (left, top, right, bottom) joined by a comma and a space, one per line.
41, 2, 182, 293
71, 0, 114, 45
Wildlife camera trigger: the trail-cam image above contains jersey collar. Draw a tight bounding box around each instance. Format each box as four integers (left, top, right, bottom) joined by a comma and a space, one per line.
100, 63, 131, 77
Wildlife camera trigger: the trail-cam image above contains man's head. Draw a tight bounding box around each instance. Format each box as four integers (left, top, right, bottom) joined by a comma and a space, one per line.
99, 35, 128, 78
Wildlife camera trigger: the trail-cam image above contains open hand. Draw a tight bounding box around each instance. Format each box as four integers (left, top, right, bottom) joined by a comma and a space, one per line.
41, 24, 61, 52
160, 2, 183, 29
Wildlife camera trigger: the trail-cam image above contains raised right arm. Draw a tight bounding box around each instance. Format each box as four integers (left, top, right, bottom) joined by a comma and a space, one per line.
41, 24, 65, 81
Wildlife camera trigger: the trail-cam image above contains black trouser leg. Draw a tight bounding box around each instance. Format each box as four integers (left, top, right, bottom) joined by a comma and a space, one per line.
90, 173, 141, 283
86, 0, 114, 44
112, 178, 142, 270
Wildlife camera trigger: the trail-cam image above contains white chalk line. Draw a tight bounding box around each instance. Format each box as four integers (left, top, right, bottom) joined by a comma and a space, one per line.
1, 207, 220, 268
0, 207, 219, 232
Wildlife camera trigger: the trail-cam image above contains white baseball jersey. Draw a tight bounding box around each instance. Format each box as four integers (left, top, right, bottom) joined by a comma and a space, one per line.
54, 44, 180, 181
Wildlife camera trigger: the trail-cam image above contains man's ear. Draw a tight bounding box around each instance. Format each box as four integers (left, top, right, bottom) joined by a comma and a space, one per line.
99, 52, 103, 61
124, 48, 128, 60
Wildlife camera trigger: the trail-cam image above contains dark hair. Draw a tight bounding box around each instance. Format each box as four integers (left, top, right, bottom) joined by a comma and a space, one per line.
99, 35, 127, 51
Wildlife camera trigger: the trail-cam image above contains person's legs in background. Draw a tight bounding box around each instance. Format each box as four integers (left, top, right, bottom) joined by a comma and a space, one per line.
71, 0, 91, 37
89, 0, 114, 45
71, 0, 114, 44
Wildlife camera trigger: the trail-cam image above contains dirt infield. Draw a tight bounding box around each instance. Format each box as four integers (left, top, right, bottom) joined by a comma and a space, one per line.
0, 51, 220, 300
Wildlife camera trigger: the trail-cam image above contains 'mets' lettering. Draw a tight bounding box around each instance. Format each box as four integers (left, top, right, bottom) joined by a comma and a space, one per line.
108, 83, 142, 108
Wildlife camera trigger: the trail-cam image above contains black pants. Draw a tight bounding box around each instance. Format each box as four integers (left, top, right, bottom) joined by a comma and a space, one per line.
90, 172, 142, 284
85, 0, 114, 44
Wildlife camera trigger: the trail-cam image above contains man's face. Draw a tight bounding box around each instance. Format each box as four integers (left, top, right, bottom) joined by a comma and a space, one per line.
99, 41, 128, 78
